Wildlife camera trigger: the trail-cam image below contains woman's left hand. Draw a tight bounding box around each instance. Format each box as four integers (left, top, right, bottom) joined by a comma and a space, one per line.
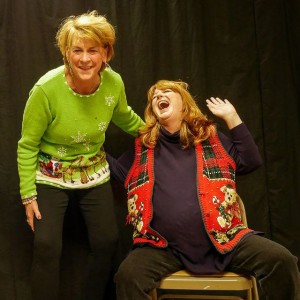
25, 200, 42, 231
206, 97, 242, 129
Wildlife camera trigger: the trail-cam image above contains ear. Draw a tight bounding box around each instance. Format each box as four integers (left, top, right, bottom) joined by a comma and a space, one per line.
101, 48, 108, 63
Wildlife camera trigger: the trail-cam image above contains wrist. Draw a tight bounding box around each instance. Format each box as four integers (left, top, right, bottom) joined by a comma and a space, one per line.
225, 113, 242, 129
22, 195, 37, 205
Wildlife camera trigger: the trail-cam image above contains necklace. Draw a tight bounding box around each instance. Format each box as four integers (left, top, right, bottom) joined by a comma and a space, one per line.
68, 73, 100, 95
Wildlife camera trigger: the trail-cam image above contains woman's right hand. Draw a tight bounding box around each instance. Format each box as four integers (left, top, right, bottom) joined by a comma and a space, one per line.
25, 200, 42, 231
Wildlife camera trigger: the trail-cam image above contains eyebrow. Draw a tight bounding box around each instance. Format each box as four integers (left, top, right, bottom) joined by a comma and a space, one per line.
154, 88, 171, 94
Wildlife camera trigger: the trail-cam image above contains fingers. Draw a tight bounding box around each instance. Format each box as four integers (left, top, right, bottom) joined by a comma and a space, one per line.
206, 97, 229, 105
27, 216, 35, 232
25, 201, 42, 232
33, 205, 42, 221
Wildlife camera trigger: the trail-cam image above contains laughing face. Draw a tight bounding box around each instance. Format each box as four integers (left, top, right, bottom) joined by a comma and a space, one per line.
151, 88, 183, 132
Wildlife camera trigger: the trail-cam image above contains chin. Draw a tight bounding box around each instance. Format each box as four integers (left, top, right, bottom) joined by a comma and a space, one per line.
78, 74, 95, 81
160, 111, 172, 119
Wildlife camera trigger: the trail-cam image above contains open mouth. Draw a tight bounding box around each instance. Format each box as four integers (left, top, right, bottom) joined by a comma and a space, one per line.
158, 100, 169, 110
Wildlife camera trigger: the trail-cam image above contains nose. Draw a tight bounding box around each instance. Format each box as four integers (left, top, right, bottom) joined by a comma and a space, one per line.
155, 91, 163, 99
80, 51, 91, 62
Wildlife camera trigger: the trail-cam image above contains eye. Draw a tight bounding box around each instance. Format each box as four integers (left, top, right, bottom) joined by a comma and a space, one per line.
73, 49, 82, 54
89, 49, 98, 54
163, 89, 172, 94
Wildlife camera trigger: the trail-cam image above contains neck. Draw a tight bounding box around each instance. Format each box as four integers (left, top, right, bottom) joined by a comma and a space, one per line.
160, 120, 181, 134
66, 72, 100, 95
161, 124, 181, 134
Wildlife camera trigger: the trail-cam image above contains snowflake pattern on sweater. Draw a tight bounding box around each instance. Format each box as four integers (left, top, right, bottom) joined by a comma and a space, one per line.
17, 66, 144, 198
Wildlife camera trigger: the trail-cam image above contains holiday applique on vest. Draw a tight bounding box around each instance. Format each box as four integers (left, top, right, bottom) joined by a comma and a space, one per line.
125, 135, 253, 253
196, 136, 253, 253
125, 140, 167, 247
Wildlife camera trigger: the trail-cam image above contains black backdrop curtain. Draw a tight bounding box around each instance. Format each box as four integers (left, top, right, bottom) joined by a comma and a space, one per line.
1, 0, 300, 299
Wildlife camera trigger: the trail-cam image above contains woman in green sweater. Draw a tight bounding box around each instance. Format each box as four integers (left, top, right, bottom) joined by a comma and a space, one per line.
17, 11, 144, 300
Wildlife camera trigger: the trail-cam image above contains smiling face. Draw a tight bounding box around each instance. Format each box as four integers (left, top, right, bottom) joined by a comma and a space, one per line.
66, 38, 107, 83
151, 88, 183, 133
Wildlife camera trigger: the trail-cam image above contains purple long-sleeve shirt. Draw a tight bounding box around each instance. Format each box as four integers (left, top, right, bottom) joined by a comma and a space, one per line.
107, 123, 263, 274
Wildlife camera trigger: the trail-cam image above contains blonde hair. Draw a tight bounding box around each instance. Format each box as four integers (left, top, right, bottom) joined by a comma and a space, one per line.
139, 80, 216, 148
56, 10, 115, 67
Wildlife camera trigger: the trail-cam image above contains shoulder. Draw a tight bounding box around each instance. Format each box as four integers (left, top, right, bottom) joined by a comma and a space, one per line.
101, 67, 123, 86
29, 66, 65, 96
34, 66, 65, 87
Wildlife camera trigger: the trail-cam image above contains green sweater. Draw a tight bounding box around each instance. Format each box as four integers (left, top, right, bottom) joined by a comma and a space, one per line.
17, 66, 144, 199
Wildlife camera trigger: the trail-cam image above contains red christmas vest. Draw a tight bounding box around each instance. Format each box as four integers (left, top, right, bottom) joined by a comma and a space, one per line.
124, 134, 253, 254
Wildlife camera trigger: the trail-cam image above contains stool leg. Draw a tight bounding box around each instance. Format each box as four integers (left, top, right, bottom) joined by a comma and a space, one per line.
149, 289, 158, 300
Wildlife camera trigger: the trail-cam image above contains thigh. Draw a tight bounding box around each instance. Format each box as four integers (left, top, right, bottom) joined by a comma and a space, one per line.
228, 234, 296, 275
229, 234, 300, 299
77, 182, 119, 247
117, 246, 183, 284
34, 184, 69, 248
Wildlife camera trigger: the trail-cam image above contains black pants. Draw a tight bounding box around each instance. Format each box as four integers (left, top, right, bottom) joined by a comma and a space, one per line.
115, 235, 300, 300
31, 182, 119, 300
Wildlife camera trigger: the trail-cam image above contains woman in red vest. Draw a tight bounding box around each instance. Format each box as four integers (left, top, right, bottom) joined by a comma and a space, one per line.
107, 80, 300, 300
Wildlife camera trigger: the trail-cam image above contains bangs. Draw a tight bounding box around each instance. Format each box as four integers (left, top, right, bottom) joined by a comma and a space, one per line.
67, 28, 102, 49
148, 80, 189, 101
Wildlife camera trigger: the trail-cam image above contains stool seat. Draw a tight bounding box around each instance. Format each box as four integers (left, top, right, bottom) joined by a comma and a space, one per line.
159, 270, 254, 290
150, 270, 259, 300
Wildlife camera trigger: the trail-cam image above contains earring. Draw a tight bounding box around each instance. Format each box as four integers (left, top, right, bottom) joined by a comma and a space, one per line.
105, 62, 111, 70
67, 60, 74, 77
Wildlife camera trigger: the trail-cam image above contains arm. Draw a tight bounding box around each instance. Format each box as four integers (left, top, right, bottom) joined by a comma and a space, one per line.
218, 124, 263, 174
106, 144, 135, 185
112, 81, 145, 136
17, 86, 50, 229
206, 97, 263, 174
18, 86, 51, 197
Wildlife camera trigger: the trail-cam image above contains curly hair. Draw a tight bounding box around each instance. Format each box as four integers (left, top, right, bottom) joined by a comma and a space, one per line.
139, 80, 216, 148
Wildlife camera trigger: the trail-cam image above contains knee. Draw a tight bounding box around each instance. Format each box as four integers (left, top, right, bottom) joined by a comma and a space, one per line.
115, 259, 140, 287
277, 248, 298, 270
35, 232, 60, 251
114, 257, 156, 299
33, 234, 62, 265
266, 243, 298, 271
